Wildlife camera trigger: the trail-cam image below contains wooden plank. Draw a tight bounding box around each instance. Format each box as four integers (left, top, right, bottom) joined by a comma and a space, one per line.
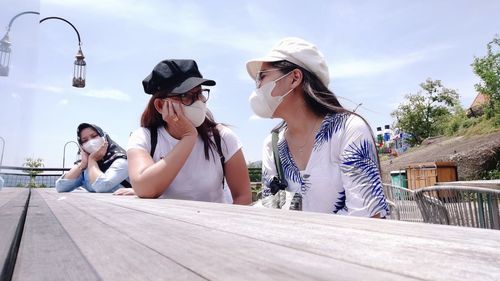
0, 188, 29, 281
38, 190, 416, 281
31, 190, 210, 281
12, 189, 100, 281
39, 190, 500, 281
80, 191, 500, 281
0, 188, 25, 208
436, 166, 457, 182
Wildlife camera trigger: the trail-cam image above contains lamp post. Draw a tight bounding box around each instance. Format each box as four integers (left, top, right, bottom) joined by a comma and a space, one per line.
0, 11, 39, 76
39, 16, 86, 88
0, 12, 87, 88
0, 136, 5, 172
62, 140, 79, 169
353, 103, 363, 113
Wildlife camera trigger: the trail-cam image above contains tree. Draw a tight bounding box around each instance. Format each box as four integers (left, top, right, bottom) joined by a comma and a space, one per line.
391, 79, 460, 145
22, 157, 44, 188
472, 35, 500, 107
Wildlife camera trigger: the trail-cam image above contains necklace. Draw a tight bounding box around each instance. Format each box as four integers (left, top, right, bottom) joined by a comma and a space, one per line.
287, 117, 322, 154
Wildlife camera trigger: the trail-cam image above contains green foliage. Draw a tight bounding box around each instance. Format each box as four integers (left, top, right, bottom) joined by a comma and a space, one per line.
480, 161, 500, 180
483, 100, 500, 123
248, 167, 262, 182
440, 100, 500, 136
247, 163, 263, 202
22, 157, 44, 188
251, 182, 262, 202
26, 181, 38, 188
390, 36, 499, 149
22, 157, 44, 176
443, 107, 468, 135
472, 35, 500, 105
392, 78, 460, 145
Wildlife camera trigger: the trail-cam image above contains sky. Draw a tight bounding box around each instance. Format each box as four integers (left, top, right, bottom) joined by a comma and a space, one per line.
0, 0, 499, 168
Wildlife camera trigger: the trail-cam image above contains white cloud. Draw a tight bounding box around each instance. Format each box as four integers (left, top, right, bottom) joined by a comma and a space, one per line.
43, 0, 151, 16
249, 115, 263, 121
58, 99, 69, 106
22, 83, 64, 93
81, 89, 131, 101
331, 45, 453, 79
19, 82, 130, 101
43, 0, 276, 55
10, 92, 22, 100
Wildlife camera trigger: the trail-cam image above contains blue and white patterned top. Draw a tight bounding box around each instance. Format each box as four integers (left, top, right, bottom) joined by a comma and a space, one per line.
261, 112, 389, 217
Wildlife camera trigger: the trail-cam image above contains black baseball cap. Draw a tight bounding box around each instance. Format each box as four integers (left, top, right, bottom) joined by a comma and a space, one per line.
142, 59, 215, 95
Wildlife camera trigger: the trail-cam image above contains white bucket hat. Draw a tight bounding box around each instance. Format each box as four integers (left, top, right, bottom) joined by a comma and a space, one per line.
246, 37, 330, 86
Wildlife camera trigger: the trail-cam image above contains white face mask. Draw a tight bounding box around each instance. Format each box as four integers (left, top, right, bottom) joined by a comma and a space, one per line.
249, 72, 292, 118
182, 100, 207, 127
82, 136, 104, 154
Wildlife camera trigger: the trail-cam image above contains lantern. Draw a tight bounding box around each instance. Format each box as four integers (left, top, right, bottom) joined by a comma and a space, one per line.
0, 33, 11, 77
72, 47, 86, 88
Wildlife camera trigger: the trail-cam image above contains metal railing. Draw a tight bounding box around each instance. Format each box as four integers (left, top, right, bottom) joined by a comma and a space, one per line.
414, 185, 500, 229
0, 166, 70, 188
383, 184, 423, 222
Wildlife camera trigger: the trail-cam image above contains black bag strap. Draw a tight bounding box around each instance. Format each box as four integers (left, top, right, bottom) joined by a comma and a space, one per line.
120, 180, 132, 188
270, 130, 287, 195
272, 131, 285, 182
149, 127, 158, 158
213, 128, 225, 187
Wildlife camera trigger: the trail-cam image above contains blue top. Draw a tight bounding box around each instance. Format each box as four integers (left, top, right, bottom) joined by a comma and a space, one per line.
261, 113, 389, 217
55, 158, 129, 193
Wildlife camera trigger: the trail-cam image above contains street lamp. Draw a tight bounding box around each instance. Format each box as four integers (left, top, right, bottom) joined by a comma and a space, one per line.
353, 103, 363, 113
73, 47, 86, 88
62, 140, 79, 169
40, 16, 86, 88
0, 12, 87, 88
0, 32, 11, 76
0, 11, 39, 76
0, 136, 5, 172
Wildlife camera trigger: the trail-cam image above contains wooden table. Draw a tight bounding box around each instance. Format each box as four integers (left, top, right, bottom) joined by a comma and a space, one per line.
1, 188, 500, 281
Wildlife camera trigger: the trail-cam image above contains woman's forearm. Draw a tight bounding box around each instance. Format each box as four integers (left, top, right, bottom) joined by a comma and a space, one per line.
86, 159, 104, 185
232, 193, 252, 205
132, 135, 197, 198
62, 164, 84, 180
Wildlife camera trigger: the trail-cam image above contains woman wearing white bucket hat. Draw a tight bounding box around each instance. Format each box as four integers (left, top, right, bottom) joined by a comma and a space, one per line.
247, 37, 389, 217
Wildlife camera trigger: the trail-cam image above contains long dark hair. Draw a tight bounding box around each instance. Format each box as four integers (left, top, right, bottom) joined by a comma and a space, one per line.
140, 91, 219, 161
270, 60, 347, 116
269, 60, 381, 167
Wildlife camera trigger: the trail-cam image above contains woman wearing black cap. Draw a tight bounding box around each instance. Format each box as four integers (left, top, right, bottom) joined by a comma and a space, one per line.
55, 123, 131, 193
127, 59, 252, 204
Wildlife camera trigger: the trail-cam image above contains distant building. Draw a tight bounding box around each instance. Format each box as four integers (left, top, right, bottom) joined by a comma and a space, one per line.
375, 125, 412, 155
467, 93, 490, 117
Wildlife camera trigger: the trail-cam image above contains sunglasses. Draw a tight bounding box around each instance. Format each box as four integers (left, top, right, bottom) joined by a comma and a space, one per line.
165, 89, 210, 106
255, 68, 282, 87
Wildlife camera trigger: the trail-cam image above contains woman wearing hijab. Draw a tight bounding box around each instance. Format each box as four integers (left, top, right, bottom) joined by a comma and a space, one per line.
127, 59, 251, 204
247, 37, 389, 217
55, 123, 131, 193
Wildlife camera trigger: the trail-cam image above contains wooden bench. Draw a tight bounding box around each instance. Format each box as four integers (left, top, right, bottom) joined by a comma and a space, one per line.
1, 187, 500, 280
0, 188, 30, 280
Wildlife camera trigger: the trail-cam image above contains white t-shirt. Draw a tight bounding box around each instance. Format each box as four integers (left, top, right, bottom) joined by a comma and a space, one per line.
128, 125, 242, 202
261, 113, 389, 217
